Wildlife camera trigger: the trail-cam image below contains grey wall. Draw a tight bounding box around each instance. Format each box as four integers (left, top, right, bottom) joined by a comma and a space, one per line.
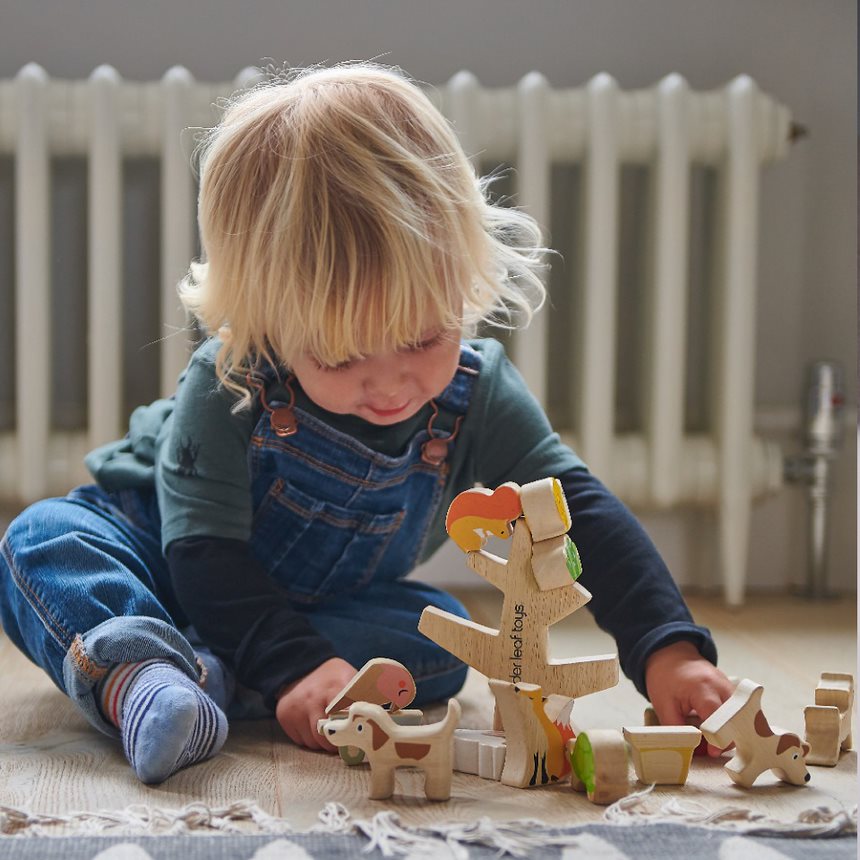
2, 0, 856, 593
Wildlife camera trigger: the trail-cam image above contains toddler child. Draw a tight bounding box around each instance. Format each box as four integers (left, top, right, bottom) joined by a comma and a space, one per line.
0, 63, 733, 784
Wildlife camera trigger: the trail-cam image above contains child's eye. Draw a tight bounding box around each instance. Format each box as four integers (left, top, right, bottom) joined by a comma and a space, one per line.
315, 358, 355, 372
405, 333, 445, 353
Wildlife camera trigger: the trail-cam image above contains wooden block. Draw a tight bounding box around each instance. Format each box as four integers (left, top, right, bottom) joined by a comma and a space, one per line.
319, 699, 461, 801
531, 534, 582, 591
699, 678, 811, 788
489, 680, 574, 788
804, 672, 854, 766
622, 726, 702, 785
445, 483, 522, 552
325, 657, 416, 715
568, 730, 629, 804
520, 477, 572, 541
643, 706, 708, 756
418, 519, 619, 699
453, 729, 506, 781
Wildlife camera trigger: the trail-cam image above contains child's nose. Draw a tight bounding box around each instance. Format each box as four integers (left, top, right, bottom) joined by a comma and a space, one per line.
365, 360, 407, 395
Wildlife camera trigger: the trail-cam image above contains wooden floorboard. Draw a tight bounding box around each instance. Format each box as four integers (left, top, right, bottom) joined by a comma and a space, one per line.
0, 591, 855, 831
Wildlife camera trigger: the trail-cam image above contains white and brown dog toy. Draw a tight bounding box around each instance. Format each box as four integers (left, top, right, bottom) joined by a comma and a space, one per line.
700, 678, 810, 788
320, 698, 461, 801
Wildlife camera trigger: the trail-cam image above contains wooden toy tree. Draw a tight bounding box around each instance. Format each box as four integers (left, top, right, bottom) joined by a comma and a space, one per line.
419, 479, 618, 699
419, 478, 620, 788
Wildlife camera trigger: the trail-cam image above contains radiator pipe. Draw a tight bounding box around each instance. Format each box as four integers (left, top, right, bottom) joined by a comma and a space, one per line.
783, 361, 844, 598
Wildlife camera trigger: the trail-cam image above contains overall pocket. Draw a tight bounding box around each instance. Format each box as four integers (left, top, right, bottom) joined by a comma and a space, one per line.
251, 478, 404, 603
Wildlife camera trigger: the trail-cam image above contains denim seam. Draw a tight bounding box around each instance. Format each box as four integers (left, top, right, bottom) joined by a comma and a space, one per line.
1, 536, 73, 651
251, 435, 443, 486
69, 633, 109, 681
412, 466, 449, 567
275, 493, 406, 533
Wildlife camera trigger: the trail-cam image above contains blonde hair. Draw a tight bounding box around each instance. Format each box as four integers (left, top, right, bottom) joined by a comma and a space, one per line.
180, 62, 548, 407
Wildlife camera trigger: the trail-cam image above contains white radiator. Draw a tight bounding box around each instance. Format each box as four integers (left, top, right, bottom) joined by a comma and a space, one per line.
0, 64, 793, 604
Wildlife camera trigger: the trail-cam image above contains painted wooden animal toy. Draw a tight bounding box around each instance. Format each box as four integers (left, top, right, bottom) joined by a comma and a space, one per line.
488, 680, 576, 787
700, 678, 811, 788
320, 699, 461, 801
445, 482, 522, 552
325, 657, 417, 715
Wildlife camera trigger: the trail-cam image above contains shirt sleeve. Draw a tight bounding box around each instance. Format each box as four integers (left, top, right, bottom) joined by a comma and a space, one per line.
560, 467, 718, 698
157, 345, 256, 552
470, 343, 584, 488
167, 536, 339, 708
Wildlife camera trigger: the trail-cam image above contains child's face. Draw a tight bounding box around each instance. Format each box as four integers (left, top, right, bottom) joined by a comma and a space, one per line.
290, 329, 462, 425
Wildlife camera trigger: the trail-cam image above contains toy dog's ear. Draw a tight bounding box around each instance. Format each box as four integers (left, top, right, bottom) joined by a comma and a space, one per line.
368, 719, 389, 751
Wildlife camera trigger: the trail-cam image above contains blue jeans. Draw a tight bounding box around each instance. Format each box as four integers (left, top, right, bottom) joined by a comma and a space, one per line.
0, 484, 468, 735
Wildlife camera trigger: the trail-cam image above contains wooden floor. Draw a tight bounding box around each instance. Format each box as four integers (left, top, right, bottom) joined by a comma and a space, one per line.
0, 590, 855, 832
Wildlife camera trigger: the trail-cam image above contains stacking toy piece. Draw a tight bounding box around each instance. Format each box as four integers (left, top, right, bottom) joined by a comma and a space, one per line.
700, 678, 811, 787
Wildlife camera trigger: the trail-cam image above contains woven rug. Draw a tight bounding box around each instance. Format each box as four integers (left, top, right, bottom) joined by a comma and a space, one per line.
0, 799, 855, 859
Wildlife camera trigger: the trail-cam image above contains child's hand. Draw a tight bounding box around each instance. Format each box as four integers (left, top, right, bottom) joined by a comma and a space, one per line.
275, 657, 357, 752
644, 640, 735, 756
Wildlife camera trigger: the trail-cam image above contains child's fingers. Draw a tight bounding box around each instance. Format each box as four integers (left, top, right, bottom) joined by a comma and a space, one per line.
650, 696, 687, 728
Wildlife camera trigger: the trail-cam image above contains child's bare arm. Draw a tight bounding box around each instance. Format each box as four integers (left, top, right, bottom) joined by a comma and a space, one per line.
645, 640, 735, 755
275, 658, 357, 752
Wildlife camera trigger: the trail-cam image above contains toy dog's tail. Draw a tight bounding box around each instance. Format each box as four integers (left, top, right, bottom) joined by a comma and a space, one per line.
439, 698, 462, 737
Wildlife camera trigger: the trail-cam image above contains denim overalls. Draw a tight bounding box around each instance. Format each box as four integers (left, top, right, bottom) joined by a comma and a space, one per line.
0, 346, 481, 737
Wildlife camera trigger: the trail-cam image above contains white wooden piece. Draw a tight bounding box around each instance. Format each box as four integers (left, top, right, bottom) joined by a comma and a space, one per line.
453, 729, 506, 781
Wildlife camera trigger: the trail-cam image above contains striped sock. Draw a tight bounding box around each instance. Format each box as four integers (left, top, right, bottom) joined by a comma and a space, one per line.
97, 659, 228, 784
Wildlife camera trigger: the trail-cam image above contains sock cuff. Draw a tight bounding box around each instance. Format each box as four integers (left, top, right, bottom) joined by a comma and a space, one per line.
96, 659, 170, 729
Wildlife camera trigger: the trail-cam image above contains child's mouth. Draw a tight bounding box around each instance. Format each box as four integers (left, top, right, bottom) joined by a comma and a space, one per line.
367, 402, 410, 418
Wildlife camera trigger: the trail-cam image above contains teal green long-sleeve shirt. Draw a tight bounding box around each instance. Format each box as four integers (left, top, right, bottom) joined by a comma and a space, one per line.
86, 337, 584, 557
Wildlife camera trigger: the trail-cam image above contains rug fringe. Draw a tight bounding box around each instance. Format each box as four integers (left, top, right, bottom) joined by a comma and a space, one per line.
604, 784, 858, 837
1, 794, 856, 847
0, 800, 293, 838
323, 803, 587, 858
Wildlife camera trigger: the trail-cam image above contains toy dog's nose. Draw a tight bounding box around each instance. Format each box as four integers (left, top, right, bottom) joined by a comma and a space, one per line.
326, 727, 336, 736
804, 773, 810, 782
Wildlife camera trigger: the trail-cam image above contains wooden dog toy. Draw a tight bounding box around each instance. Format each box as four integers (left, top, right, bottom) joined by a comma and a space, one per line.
568, 730, 629, 804
488, 680, 576, 787
319, 709, 424, 765
804, 672, 854, 766
320, 699, 461, 801
622, 726, 702, 785
699, 678, 811, 787
419, 515, 618, 699
445, 482, 522, 552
